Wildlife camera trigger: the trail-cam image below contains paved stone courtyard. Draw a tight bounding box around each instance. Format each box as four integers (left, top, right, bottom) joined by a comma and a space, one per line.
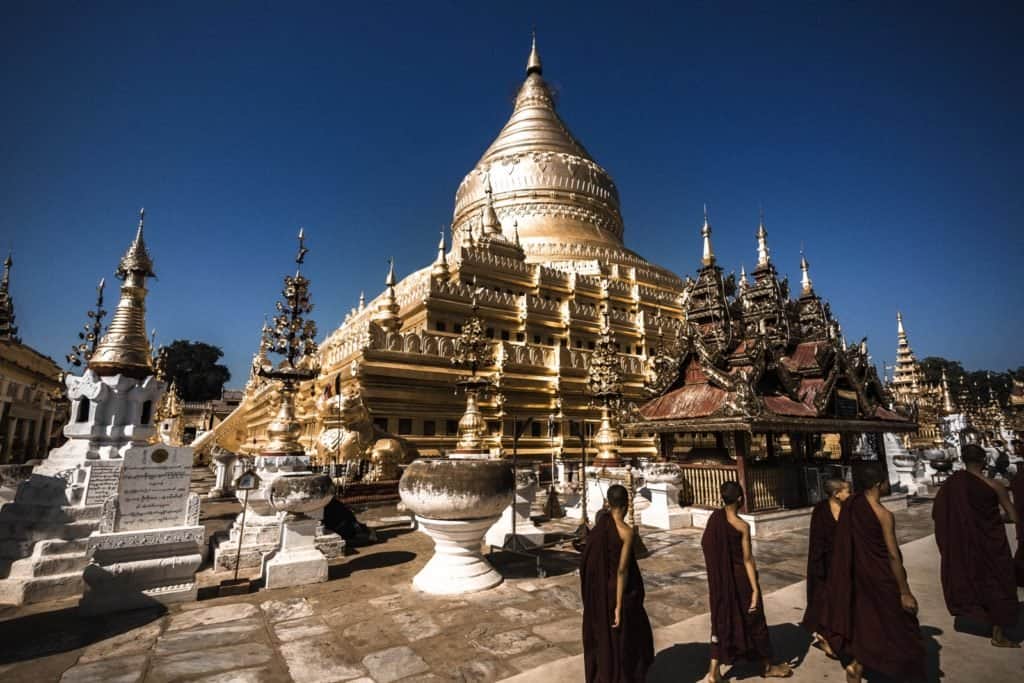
0, 470, 944, 682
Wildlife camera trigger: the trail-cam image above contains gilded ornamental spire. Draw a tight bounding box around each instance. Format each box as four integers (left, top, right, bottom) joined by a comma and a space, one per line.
756, 209, 770, 268
480, 172, 502, 237
89, 209, 157, 379
701, 204, 715, 267
372, 258, 402, 332
431, 230, 450, 280
526, 31, 542, 75
799, 249, 813, 295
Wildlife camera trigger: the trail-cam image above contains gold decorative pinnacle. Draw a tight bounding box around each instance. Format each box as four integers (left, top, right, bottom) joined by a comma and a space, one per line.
89, 209, 157, 379
526, 30, 542, 75
701, 204, 715, 267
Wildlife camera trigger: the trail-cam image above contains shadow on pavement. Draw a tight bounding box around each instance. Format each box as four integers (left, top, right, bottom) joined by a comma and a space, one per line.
328, 550, 417, 580
0, 604, 164, 665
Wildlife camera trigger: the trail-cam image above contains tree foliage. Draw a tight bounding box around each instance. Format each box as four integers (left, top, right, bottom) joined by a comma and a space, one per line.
162, 339, 231, 402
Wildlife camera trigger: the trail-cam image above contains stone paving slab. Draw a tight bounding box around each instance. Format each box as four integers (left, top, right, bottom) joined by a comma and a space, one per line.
0, 485, 943, 683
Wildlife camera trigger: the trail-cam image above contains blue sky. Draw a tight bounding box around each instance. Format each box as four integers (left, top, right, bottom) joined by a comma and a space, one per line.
2, 1, 1021, 385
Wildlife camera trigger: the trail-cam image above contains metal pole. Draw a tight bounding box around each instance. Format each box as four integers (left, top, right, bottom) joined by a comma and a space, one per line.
232, 487, 249, 583
511, 415, 518, 548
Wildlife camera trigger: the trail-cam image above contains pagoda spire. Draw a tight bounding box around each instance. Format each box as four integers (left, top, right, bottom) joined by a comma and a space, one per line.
891, 311, 922, 408
941, 368, 955, 414
756, 209, 770, 268
701, 204, 715, 267
89, 208, 157, 379
0, 250, 18, 341
480, 172, 502, 237
799, 249, 813, 295
526, 30, 542, 75
372, 257, 402, 332
897, 311, 906, 338
431, 230, 450, 280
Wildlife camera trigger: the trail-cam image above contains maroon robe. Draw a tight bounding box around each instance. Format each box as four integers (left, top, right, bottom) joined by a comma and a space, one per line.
933, 470, 1018, 627
823, 493, 925, 681
1013, 473, 1024, 587
580, 512, 654, 683
800, 499, 838, 634
701, 508, 773, 664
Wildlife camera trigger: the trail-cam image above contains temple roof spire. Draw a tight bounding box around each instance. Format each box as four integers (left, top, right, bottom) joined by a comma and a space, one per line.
756, 208, 770, 268
0, 250, 18, 342
431, 230, 450, 280
800, 248, 813, 295
480, 171, 501, 236
89, 208, 157, 378
701, 204, 715, 267
897, 311, 906, 338
526, 30, 542, 75
373, 257, 402, 332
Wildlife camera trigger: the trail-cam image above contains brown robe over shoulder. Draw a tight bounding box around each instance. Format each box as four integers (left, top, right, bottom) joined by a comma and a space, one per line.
580, 513, 654, 683
800, 499, 838, 634
823, 493, 925, 682
1013, 473, 1024, 587
701, 508, 773, 664
933, 470, 1018, 627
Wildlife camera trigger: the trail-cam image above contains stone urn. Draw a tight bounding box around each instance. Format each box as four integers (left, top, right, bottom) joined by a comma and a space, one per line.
263, 472, 336, 589
399, 458, 514, 594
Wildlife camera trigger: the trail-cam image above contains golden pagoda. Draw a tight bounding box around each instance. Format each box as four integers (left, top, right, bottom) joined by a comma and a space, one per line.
890, 312, 943, 449
201, 37, 687, 464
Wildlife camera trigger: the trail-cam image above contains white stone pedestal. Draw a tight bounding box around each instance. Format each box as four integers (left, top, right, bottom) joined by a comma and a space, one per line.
485, 471, 544, 549
893, 463, 924, 496
413, 516, 503, 595
208, 451, 237, 499
565, 468, 626, 521
641, 482, 690, 530
263, 516, 328, 589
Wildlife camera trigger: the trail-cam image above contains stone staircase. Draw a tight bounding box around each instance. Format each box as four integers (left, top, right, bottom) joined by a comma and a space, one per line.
0, 499, 103, 606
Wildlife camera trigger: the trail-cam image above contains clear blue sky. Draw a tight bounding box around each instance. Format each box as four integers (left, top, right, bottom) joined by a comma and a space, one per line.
2, 1, 1021, 386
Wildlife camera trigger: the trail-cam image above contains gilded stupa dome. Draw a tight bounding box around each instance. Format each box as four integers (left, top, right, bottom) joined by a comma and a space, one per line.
452, 37, 627, 261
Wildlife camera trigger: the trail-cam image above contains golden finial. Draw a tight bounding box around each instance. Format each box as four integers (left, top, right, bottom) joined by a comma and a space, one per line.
513, 219, 521, 248
385, 256, 396, 287
896, 311, 905, 337
432, 230, 450, 280
526, 30, 542, 75
800, 247, 812, 294
373, 257, 401, 332
296, 226, 309, 267
89, 208, 158, 378
701, 204, 715, 267
481, 171, 501, 236
756, 207, 770, 267
739, 264, 748, 290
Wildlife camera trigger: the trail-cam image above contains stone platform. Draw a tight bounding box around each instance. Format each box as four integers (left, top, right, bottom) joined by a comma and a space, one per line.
0, 465, 952, 682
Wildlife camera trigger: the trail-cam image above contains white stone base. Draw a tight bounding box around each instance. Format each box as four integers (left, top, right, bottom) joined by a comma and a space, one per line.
263, 517, 328, 590
485, 481, 544, 549
641, 482, 690, 530
565, 469, 627, 521
413, 515, 502, 595
894, 466, 925, 496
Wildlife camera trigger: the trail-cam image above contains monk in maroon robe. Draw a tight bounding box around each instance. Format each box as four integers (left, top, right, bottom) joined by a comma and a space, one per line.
933, 444, 1020, 647
580, 484, 654, 682
800, 477, 850, 657
823, 465, 925, 682
1012, 464, 1024, 587
702, 481, 793, 681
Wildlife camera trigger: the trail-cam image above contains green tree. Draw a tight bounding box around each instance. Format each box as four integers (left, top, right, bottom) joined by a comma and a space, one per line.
162, 340, 231, 402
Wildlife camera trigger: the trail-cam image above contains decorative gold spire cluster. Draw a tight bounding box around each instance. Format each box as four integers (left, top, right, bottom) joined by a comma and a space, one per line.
480, 172, 502, 237
701, 205, 715, 267
89, 209, 157, 379
0, 251, 19, 342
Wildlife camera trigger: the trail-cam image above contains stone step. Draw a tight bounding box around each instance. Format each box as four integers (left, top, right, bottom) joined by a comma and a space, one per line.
0, 570, 84, 606
0, 502, 102, 523
0, 518, 97, 541
7, 552, 88, 579
0, 538, 34, 561
36, 538, 90, 557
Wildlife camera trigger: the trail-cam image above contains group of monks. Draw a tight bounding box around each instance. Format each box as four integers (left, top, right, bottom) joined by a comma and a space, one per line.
580, 444, 1024, 682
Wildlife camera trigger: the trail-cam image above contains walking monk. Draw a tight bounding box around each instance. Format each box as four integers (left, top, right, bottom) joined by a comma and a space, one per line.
800, 477, 850, 657
701, 481, 793, 681
933, 444, 1020, 647
580, 484, 654, 682
823, 465, 925, 682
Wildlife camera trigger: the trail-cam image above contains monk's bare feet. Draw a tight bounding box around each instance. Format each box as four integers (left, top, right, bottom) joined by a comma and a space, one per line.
845, 661, 863, 683
991, 634, 1021, 648
813, 633, 838, 659
762, 662, 793, 678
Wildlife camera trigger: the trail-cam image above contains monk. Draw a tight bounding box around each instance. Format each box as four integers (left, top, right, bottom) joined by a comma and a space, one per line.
580, 484, 654, 682
701, 481, 793, 681
933, 444, 1020, 647
800, 477, 850, 657
823, 465, 925, 682
1014, 467, 1024, 587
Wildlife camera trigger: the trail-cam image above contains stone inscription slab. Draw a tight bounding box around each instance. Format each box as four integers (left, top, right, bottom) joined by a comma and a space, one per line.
117, 446, 192, 531
85, 461, 123, 505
